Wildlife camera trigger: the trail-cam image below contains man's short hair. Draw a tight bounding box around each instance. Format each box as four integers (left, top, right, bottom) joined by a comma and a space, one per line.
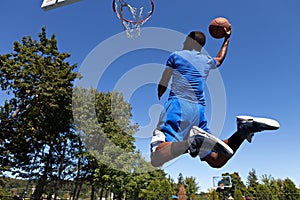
188, 31, 206, 47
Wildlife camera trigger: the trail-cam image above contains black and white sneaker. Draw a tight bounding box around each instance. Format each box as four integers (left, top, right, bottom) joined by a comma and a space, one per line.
188, 126, 233, 158
237, 115, 280, 143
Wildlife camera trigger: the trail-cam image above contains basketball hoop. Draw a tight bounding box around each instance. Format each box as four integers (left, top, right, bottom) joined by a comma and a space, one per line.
212, 176, 232, 189
112, 0, 154, 38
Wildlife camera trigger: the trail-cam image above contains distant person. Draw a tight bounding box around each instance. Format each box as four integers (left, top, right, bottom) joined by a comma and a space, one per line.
150, 27, 279, 168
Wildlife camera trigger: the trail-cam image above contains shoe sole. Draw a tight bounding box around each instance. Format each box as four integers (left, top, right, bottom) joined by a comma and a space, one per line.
237, 115, 280, 130
191, 126, 233, 157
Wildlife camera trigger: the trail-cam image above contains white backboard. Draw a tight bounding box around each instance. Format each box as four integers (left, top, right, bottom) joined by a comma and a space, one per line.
213, 176, 232, 188
41, 0, 81, 11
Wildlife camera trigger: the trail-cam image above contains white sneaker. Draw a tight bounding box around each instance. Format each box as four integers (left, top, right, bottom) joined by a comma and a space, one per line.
188, 126, 233, 157
237, 115, 280, 143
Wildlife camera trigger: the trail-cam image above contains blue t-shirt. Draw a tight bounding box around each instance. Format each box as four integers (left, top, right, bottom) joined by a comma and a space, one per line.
166, 49, 217, 105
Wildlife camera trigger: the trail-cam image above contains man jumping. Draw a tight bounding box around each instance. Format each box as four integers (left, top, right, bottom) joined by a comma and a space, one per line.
150, 27, 280, 168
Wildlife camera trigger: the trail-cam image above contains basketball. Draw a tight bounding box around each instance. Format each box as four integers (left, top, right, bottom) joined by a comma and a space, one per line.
209, 17, 231, 39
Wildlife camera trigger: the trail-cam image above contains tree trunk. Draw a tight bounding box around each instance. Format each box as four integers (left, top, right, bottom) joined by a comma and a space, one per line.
33, 174, 47, 199
99, 187, 104, 200
105, 187, 109, 199
107, 188, 111, 200
33, 146, 53, 199
72, 179, 78, 200
90, 184, 95, 200
72, 152, 81, 200
75, 182, 83, 200
54, 140, 67, 200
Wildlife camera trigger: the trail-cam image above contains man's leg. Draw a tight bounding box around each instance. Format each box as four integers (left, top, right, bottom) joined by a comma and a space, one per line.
189, 126, 234, 158
151, 127, 234, 167
151, 141, 189, 167
203, 115, 280, 168
150, 127, 233, 167
151, 115, 280, 168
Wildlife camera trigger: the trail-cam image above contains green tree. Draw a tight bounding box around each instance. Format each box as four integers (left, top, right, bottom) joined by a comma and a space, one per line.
184, 176, 199, 200
256, 183, 271, 200
71, 87, 102, 200
0, 27, 78, 199
259, 174, 280, 200
168, 175, 178, 197
281, 178, 299, 200
176, 173, 185, 194
233, 188, 244, 200
0, 185, 10, 197
72, 88, 157, 199
178, 173, 185, 185
269, 178, 281, 200
123, 169, 155, 200
139, 173, 173, 200
246, 168, 258, 188
207, 189, 218, 200
246, 168, 259, 198
222, 172, 247, 197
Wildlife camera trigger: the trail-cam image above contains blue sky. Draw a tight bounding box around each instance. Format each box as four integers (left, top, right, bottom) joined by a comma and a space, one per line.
1, 0, 300, 192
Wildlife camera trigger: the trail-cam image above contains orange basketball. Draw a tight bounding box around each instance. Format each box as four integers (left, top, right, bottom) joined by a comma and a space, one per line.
209, 17, 231, 39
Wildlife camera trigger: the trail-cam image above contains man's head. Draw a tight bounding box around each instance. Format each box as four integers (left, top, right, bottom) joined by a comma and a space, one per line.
184, 31, 206, 50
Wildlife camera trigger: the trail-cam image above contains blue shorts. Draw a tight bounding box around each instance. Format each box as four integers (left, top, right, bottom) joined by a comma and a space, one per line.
157, 97, 210, 142
150, 97, 211, 159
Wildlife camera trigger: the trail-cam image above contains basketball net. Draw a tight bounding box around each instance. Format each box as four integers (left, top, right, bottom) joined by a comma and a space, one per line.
120, 3, 143, 38
113, 0, 154, 38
